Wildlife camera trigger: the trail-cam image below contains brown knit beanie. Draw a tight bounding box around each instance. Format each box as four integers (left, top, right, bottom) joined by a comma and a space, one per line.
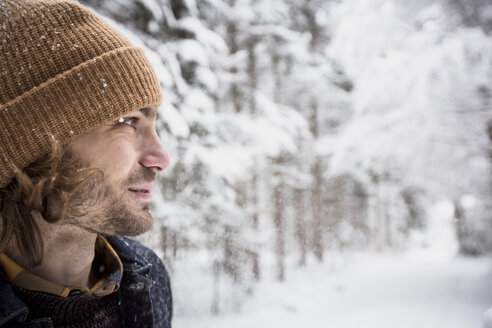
0, 0, 162, 187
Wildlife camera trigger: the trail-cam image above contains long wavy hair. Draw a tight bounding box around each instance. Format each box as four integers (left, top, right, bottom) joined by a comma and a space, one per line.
0, 142, 99, 267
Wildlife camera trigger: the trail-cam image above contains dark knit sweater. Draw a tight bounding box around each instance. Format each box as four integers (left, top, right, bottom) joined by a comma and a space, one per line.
13, 287, 121, 328
1, 237, 173, 328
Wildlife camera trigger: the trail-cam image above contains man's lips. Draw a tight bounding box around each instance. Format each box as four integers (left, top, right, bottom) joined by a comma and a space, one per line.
128, 183, 153, 200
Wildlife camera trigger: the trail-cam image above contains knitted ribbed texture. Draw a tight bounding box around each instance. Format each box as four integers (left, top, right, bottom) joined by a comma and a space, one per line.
0, 0, 162, 187
14, 287, 121, 328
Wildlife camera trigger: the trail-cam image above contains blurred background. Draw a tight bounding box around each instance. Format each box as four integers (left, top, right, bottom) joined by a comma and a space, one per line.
81, 0, 492, 327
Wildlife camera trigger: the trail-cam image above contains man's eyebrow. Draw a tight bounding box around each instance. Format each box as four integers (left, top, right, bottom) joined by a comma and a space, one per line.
139, 107, 159, 120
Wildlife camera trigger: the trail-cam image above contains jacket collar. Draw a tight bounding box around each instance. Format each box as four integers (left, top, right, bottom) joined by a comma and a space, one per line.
0, 268, 28, 326
105, 236, 152, 277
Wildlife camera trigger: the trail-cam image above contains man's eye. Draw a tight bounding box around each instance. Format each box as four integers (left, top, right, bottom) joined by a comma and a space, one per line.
117, 117, 138, 128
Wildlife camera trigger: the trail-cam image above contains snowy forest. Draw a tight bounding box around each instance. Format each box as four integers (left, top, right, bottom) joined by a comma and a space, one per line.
81, 0, 492, 326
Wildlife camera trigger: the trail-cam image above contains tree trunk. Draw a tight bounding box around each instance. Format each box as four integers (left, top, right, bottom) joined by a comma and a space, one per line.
247, 36, 258, 114
311, 159, 323, 261
251, 171, 259, 230
211, 260, 221, 315
294, 187, 307, 266
273, 162, 285, 281
382, 181, 392, 248
310, 99, 324, 261
226, 0, 242, 113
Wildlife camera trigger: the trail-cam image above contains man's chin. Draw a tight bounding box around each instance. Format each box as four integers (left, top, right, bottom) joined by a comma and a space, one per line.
119, 208, 154, 236
80, 213, 153, 237
92, 203, 155, 237
116, 194, 154, 235
123, 215, 154, 237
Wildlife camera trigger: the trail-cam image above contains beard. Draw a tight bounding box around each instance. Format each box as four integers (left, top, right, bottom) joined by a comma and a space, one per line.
64, 159, 156, 237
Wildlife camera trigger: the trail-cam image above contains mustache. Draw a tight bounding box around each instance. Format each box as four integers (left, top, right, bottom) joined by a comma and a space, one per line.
125, 167, 156, 187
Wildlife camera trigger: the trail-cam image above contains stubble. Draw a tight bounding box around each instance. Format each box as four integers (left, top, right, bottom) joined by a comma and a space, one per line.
64, 158, 156, 237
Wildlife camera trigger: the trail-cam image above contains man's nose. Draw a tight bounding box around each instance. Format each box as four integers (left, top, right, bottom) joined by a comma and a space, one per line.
139, 131, 170, 172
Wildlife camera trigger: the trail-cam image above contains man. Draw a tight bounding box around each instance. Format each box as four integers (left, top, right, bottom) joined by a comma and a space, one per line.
0, 0, 173, 327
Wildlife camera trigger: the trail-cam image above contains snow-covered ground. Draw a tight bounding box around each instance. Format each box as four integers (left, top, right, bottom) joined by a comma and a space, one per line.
174, 253, 492, 328
173, 202, 492, 328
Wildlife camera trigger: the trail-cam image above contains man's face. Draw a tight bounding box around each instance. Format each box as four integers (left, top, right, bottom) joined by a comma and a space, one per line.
66, 106, 170, 236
